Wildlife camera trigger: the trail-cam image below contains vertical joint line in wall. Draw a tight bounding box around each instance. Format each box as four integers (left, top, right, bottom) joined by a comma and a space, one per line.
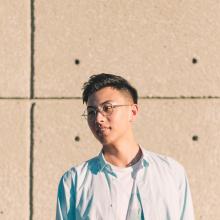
30, 0, 35, 99
29, 102, 35, 220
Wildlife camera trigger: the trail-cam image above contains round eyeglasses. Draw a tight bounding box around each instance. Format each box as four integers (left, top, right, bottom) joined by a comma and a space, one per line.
82, 103, 132, 120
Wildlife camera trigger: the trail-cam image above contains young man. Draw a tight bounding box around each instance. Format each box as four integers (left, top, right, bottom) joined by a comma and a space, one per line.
56, 73, 194, 220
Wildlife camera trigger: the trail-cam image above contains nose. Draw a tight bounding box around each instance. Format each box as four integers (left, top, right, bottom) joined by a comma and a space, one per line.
95, 110, 105, 123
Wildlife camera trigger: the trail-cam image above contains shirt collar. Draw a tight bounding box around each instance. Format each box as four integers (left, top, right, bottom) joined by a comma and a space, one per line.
97, 145, 149, 173
140, 146, 150, 167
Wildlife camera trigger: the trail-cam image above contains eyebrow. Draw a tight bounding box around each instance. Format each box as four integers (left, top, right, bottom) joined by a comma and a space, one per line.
87, 100, 114, 109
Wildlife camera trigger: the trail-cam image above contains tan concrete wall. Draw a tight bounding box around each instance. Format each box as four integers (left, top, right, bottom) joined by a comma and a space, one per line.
0, 1, 220, 219
0, 1, 30, 97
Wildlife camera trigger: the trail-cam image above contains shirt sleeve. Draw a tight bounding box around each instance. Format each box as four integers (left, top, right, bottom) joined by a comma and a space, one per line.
56, 169, 76, 220
167, 156, 195, 220
179, 170, 195, 220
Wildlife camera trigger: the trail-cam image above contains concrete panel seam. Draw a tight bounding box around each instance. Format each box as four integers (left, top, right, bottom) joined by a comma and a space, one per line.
30, 0, 35, 99
29, 102, 35, 220
0, 97, 30, 99
139, 96, 220, 99
0, 96, 220, 100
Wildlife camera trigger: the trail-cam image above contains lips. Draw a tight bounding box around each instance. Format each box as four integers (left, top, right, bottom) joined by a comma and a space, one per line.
96, 126, 111, 136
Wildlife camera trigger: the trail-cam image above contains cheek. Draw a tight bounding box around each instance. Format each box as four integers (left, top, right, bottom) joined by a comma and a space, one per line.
87, 120, 95, 131
111, 112, 130, 128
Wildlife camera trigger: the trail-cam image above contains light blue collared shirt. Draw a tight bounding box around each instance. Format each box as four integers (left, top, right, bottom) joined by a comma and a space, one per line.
56, 147, 194, 220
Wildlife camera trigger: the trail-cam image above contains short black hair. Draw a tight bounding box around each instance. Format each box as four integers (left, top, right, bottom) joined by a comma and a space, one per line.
82, 73, 138, 104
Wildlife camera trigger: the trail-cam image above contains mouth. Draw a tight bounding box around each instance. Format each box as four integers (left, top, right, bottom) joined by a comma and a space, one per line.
96, 126, 111, 136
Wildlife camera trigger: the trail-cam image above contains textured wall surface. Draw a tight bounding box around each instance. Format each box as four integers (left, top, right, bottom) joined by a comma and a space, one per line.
0, 1, 220, 220
0, 1, 30, 97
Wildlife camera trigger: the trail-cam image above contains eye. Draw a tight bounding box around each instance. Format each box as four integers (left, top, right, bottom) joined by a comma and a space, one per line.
87, 108, 96, 116
102, 104, 113, 113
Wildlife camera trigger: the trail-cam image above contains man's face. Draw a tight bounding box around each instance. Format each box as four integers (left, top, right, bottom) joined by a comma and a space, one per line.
86, 87, 138, 146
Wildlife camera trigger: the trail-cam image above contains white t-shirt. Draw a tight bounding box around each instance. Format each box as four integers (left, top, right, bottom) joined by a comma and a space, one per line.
107, 158, 142, 220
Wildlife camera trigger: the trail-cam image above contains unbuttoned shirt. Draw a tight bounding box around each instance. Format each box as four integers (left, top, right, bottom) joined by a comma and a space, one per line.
56, 147, 195, 220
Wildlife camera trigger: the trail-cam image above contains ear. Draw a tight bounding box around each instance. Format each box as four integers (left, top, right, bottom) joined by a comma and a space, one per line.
129, 104, 138, 122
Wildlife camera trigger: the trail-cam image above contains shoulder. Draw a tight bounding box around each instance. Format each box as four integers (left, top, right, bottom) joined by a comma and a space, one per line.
59, 155, 100, 187
142, 148, 184, 171
142, 148, 187, 186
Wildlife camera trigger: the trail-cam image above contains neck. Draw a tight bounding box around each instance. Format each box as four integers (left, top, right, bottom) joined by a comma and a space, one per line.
102, 137, 140, 167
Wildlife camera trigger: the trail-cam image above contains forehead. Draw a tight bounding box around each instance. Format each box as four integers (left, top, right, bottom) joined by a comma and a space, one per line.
87, 87, 130, 106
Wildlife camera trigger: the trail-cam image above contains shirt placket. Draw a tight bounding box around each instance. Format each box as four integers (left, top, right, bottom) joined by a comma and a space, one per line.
103, 165, 117, 220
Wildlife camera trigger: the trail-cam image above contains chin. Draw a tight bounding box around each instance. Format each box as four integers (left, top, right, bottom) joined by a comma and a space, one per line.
98, 137, 111, 145
96, 135, 114, 146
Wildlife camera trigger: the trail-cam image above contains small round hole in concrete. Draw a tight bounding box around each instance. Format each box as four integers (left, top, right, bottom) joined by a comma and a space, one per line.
192, 135, 198, 141
192, 58, 198, 64
75, 136, 80, 142
75, 59, 80, 65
